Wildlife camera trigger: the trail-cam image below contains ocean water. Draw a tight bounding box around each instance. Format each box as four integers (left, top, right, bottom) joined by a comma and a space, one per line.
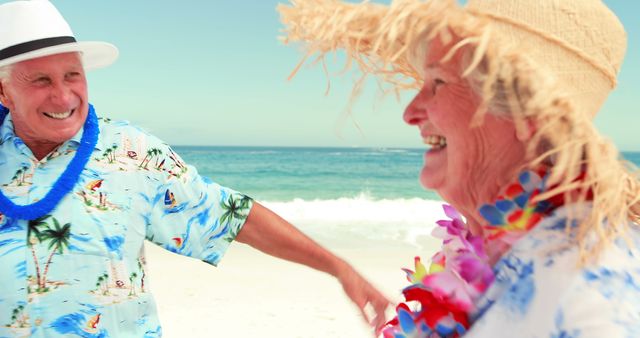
625, 152, 640, 168
174, 146, 640, 248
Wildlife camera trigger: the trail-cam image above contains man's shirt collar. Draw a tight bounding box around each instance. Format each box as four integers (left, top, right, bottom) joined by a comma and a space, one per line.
0, 113, 105, 156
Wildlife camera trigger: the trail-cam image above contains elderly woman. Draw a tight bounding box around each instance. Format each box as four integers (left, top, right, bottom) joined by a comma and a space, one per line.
280, 0, 640, 337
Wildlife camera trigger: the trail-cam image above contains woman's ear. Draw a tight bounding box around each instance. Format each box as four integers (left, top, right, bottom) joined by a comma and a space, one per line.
515, 117, 536, 142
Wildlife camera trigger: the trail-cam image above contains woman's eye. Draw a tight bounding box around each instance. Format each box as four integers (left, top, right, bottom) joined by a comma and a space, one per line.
432, 78, 446, 95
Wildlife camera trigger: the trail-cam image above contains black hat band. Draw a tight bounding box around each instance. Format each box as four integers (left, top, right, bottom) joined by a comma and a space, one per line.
0, 36, 76, 62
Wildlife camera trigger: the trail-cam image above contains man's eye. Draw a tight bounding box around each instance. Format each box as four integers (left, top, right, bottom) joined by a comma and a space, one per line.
33, 77, 50, 85
66, 72, 81, 79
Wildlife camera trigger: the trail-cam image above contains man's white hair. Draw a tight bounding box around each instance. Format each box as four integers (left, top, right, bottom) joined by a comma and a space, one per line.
0, 64, 12, 82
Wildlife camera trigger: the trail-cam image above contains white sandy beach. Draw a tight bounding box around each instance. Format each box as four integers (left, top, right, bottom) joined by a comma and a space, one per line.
145, 235, 440, 338
145, 199, 448, 338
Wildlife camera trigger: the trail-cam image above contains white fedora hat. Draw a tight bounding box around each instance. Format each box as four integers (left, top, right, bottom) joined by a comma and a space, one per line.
0, 0, 118, 70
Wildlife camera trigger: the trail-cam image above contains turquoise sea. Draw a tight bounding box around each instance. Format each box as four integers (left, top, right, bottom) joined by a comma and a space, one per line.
175, 146, 639, 202
174, 146, 640, 249
175, 146, 436, 202
173, 146, 640, 248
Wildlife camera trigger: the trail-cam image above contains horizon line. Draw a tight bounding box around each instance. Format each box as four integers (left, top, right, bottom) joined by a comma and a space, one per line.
169, 144, 640, 153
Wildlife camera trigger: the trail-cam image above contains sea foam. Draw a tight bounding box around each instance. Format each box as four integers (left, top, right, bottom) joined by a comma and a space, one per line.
261, 193, 446, 249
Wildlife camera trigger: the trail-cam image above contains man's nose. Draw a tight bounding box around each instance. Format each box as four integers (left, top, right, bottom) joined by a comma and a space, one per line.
50, 83, 73, 107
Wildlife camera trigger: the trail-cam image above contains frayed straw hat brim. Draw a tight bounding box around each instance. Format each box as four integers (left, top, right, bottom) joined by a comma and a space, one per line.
279, 0, 640, 262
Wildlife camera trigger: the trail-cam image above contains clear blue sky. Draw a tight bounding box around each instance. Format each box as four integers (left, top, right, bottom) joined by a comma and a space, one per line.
38, 1, 639, 150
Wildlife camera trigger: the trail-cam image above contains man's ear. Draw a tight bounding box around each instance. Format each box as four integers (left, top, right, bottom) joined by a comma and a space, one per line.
0, 81, 6, 103
0, 81, 12, 109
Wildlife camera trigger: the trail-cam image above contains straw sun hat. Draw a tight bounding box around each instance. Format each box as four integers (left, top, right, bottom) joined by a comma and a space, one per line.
0, 0, 118, 70
279, 0, 640, 260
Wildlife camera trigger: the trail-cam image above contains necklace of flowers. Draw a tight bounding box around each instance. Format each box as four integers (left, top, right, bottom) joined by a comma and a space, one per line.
0, 103, 99, 220
382, 168, 558, 338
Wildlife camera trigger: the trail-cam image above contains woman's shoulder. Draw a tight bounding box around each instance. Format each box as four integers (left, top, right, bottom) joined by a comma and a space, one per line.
505, 201, 640, 301
468, 202, 640, 337
509, 202, 640, 266
479, 239, 640, 337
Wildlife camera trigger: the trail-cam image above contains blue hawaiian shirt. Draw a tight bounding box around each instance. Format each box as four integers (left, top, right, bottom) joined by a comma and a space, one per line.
0, 113, 253, 337
466, 204, 640, 338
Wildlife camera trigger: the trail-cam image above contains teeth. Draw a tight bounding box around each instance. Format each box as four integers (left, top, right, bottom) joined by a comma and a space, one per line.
44, 110, 73, 119
423, 135, 447, 149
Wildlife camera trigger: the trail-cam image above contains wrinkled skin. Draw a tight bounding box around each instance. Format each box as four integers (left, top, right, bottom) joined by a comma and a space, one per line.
0, 52, 88, 160
403, 38, 530, 238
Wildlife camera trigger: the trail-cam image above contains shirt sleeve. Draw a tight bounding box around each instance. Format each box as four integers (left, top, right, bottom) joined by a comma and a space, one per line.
141, 141, 253, 266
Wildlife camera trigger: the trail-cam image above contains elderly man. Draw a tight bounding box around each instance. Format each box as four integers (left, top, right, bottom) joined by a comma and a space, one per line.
0, 1, 388, 336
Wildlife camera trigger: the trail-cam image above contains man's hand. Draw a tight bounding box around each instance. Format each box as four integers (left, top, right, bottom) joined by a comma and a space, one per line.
336, 264, 391, 334
236, 202, 390, 335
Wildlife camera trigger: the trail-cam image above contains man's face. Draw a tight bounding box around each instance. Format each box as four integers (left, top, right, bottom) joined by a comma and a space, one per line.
0, 52, 88, 152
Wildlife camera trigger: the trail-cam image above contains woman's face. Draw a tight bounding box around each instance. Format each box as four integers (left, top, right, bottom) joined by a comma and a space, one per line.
403, 38, 528, 217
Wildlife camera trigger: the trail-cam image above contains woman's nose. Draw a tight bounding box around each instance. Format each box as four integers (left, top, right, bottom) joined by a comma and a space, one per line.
403, 88, 430, 125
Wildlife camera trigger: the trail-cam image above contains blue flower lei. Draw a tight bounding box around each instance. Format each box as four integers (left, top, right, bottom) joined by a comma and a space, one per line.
0, 103, 99, 220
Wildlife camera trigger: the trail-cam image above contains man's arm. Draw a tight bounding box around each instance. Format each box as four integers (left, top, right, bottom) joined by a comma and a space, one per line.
236, 201, 390, 332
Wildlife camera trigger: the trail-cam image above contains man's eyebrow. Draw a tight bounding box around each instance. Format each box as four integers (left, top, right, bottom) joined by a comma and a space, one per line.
12, 71, 41, 83
24, 72, 48, 80
66, 65, 83, 72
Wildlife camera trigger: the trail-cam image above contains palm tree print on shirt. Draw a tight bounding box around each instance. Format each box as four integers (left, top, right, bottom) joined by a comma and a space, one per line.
27, 215, 71, 293
7, 164, 30, 186
100, 144, 118, 164
221, 194, 252, 242
5, 303, 28, 329
139, 148, 163, 170
94, 273, 110, 296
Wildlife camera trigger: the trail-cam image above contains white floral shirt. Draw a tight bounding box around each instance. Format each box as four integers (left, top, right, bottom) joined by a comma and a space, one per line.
466, 204, 640, 338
